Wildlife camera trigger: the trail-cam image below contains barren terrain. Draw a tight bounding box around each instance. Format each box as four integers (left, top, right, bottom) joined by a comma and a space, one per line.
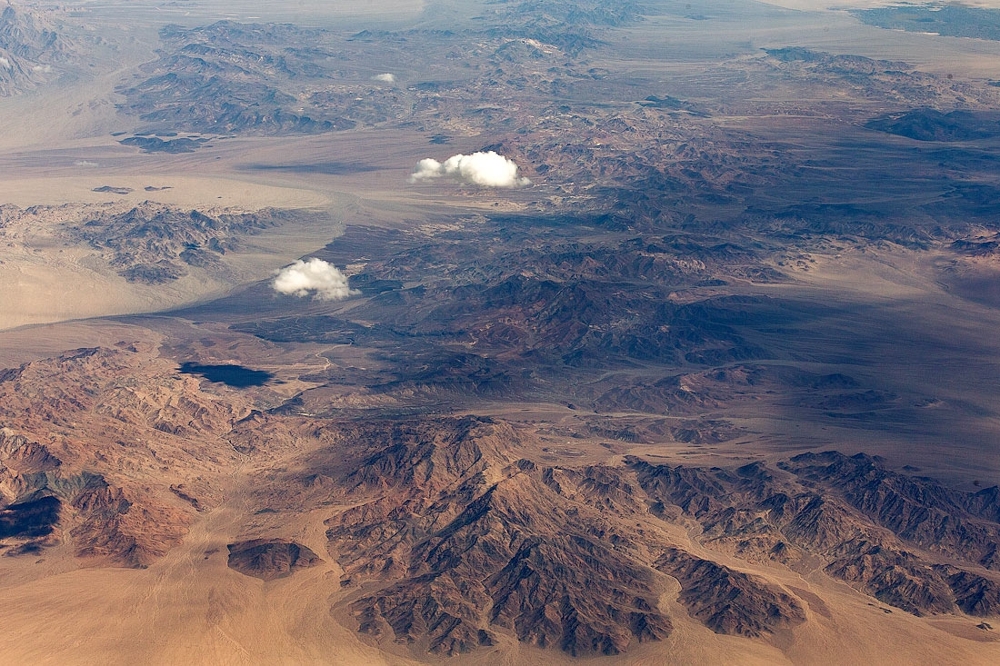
3, 0, 1000, 664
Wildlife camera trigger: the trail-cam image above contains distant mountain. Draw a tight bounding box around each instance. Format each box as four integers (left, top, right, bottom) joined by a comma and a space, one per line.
116, 21, 357, 135
867, 108, 1000, 142
0, 2, 69, 95
70, 202, 287, 284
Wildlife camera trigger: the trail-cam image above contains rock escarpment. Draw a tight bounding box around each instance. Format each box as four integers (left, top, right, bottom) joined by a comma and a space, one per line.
227, 539, 320, 580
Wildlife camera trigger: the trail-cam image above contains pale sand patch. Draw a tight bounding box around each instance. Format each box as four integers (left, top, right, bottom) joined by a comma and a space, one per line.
98, 0, 428, 24
0, 173, 349, 331
0, 252, 154, 331
0, 534, 406, 666
0, 320, 162, 369
196, 0, 427, 20
0, 175, 330, 210
0, 241, 335, 331
0, 249, 252, 331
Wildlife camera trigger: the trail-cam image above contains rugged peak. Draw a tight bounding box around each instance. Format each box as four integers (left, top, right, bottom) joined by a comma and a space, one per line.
0, 428, 60, 476
0, 2, 61, 60
655, 547, 806, 637
0, 1, 67, 95
343, 416, 518, 493
326, 422, 671, 658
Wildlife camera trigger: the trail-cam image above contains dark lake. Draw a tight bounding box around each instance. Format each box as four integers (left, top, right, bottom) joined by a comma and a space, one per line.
179, 362, 273, 387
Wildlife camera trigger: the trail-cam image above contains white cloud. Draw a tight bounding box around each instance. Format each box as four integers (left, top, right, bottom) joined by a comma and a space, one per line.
0, 57, 11, 70
373, 72, 395, 83
273, 258, 358, 301
32, 64, 52, 73
74, 160, 98, 167
409, 151, 531, 187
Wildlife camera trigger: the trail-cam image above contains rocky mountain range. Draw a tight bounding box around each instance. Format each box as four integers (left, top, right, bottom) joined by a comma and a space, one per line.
3, 0, 1000, 662
0, 1, 78, 95
3, 345, 999, 658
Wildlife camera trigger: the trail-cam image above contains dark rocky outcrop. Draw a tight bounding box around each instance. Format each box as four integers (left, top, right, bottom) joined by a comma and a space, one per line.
655, 548, 806, 636
71, 203, 286, 283
866, 109, 1000, 142
227, 539, 321, 580
325, 418, 671, 658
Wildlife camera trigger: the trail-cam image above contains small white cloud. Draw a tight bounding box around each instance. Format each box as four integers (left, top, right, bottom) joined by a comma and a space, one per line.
74, 160, 98, 167
273, 258, 358, 301
373, 72, 395, 83
32, 64, 52, 73
409, 151, 531, 187
0, 57, 11, 70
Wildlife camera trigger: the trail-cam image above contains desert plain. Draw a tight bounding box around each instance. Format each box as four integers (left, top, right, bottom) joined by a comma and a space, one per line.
4, 0, 1000, 664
